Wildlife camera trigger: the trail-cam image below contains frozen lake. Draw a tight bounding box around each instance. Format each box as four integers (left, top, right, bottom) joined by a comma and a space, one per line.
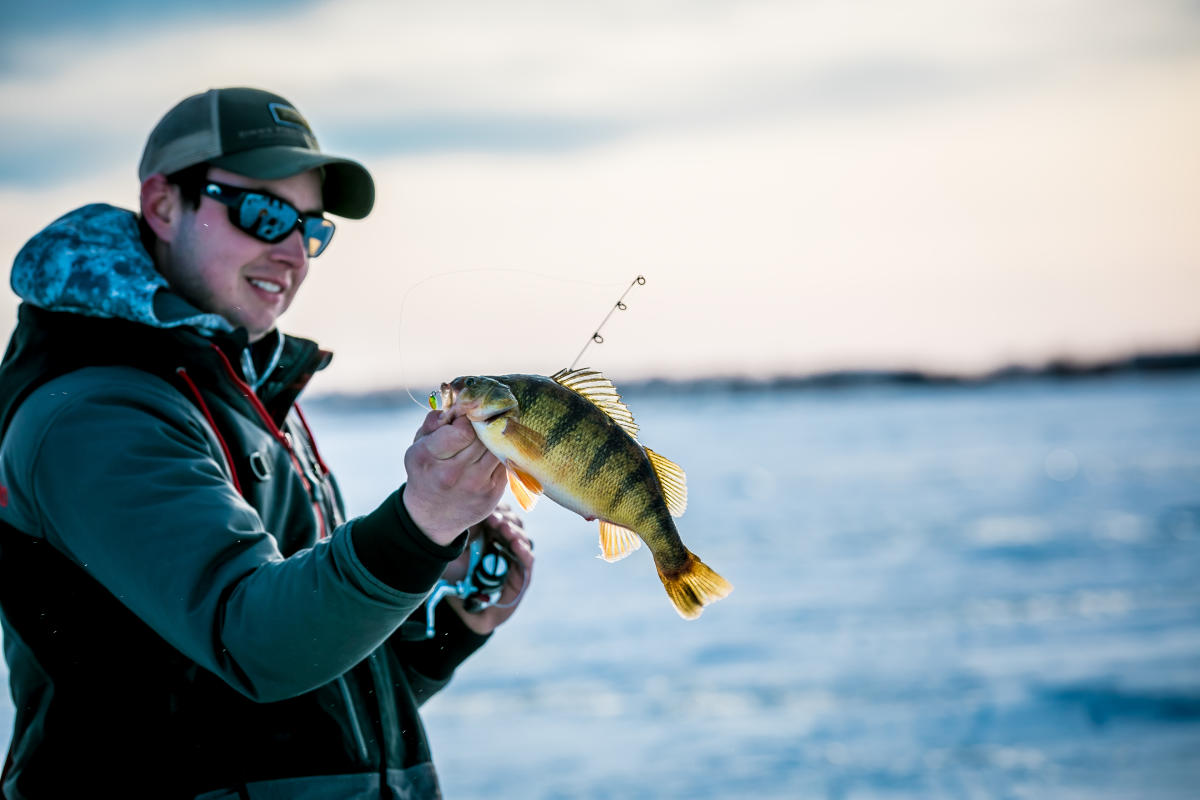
3, 371, 1199, 797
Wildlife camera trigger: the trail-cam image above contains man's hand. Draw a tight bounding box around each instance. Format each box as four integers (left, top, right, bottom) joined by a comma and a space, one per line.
403, 410, 507, 545
445, 505, 535, 635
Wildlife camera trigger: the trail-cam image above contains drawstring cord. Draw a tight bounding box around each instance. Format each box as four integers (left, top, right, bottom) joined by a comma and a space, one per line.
239, 333, 286, 392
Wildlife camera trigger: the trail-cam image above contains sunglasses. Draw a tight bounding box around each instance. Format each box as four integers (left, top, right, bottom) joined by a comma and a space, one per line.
202, 181, 335, 257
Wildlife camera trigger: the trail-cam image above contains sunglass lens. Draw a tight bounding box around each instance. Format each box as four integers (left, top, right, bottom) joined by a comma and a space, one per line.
304, 217, 336, 257
238, 194, 300, 242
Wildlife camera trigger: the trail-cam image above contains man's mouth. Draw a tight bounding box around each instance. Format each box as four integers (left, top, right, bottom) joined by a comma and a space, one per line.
248, 278, 285, 295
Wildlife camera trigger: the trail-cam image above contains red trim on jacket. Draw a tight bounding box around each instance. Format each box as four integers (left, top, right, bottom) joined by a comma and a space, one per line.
207, 344, 329, 538
293, 404, 331, 477
175, 367, 245, 497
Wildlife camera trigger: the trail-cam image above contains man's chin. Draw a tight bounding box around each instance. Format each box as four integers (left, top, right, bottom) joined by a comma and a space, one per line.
245, 323, 278, 343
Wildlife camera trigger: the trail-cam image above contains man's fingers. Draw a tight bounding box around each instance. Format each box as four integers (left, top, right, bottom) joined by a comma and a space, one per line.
488, 459, 507, 489
481, 505, 534, 563
403, 415, 508, 544
422, 417, 478, 460
512, 536, 535, 571
414, 410, 445, 442
504, 538, 533, 600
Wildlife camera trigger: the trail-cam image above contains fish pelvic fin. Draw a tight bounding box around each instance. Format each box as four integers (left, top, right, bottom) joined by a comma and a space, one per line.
550, 368, 640, 440
644, 447, 687, 517
506, 463, 543, 511
597, 520, 643, 563
502, 416, 547, 463
656, 550, 732, 620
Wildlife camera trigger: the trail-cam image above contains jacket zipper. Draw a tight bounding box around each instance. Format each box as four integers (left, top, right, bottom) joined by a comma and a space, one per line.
198, 345, 370, 765
208, 344, 330, 538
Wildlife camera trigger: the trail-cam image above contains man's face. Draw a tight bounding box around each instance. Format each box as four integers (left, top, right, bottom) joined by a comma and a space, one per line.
160, 166, 323, 342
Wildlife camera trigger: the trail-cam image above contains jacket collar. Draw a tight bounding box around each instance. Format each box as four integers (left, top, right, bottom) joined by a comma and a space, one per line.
7, 204, 333, 423
12, 203, 234, 334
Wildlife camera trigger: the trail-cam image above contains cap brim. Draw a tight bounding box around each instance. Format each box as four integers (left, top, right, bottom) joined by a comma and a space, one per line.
210, 146, 375, 219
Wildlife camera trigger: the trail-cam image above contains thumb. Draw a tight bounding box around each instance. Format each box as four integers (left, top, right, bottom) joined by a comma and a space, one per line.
414, 409, 447, 442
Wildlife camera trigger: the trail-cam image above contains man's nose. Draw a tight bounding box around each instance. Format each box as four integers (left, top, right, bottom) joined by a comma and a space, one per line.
272, 228, 308, 267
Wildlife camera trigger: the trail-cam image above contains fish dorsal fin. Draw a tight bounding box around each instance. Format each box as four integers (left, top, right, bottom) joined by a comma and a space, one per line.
645, 447, 687, 517
505, 462, 543, 511
597, 520, 643, 563
550, 368, 639, 440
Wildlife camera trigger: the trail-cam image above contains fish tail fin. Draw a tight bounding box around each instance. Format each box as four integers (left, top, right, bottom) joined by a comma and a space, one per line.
656, 550, 732, 620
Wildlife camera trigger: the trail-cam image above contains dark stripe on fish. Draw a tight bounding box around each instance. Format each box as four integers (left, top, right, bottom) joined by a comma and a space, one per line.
635, 500, 661, 527
583, 435, 623, 482
543, 396, 592, 450
615, 459, 654, 504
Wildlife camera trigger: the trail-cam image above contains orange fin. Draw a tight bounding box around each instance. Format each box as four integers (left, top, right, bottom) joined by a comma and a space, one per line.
597, 520, 643, 563
506, 463, 543, 511
644, 447, 687, 517
656, 550, 732, 620
502, 417, 546, 463
550, 368, 640, 440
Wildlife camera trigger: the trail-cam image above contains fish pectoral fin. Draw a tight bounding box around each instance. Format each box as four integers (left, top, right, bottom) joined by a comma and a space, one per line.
645, 447, 688, 517
597, 520, 643, 563
506, 463, 543, 511
502, 417, 547, 462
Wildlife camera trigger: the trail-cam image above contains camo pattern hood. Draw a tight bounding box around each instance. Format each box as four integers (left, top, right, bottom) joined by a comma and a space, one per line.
11, 203, 234, 334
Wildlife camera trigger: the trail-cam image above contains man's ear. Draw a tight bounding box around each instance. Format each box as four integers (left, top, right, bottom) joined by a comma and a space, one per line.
140, 173, 181, 244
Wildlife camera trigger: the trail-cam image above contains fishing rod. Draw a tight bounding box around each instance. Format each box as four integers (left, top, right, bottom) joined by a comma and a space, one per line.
568, 275, 646, 370
408, 272, 647, 410
395, 268, 615, 410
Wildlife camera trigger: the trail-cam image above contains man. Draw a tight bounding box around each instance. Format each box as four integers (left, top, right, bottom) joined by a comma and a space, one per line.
0, 87, 533, 798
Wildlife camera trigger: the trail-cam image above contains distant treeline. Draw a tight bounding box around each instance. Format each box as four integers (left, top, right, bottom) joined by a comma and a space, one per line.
307, 348, 1200, 411
630, 349, 1200, 395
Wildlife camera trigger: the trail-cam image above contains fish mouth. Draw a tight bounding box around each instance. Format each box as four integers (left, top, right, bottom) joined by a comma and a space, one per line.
439, 376, 517, 422
463, 397, 517, 424
438, 377, 479, 413
478, 406, 513, 424
438, 381, 459, 411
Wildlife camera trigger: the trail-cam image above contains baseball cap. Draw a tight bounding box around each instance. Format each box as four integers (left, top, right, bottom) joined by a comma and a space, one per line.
138, 87, 374, 219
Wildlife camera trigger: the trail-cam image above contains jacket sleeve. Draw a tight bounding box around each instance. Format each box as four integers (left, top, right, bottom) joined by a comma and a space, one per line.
0, 366, 461, 703
389, 602, 492, 706
352, 491, 495, 704
351, 486, 494, 704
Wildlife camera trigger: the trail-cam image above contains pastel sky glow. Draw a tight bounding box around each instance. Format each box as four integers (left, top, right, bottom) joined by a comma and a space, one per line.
3, 0, 1198, 391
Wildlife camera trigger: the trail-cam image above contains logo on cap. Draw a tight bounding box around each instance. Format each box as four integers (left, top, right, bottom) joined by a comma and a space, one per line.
269, 103, 314, 135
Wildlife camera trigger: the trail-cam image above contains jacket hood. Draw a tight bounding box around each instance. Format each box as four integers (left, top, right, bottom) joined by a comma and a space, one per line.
11, 203, 234, 334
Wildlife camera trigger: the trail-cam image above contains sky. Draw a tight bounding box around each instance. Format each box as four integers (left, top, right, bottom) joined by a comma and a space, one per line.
2, 0, 1198, 392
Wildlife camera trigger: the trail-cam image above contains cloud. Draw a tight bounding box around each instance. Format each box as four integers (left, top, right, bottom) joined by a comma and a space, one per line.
2, 0, 1199, 388
318, 113, 631, 160
0, 0, 321, 66
2, 0, 1197, 188
273, 51, 1200, 390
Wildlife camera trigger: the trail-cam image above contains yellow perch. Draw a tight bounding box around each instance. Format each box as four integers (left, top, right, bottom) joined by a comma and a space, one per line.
439, 368, 731, 619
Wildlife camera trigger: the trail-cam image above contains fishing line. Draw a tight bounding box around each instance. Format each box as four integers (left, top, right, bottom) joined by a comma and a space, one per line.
568, 274, 646, 371
395, 267, 616, 410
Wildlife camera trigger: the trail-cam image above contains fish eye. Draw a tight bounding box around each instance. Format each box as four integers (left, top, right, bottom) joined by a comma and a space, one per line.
464, 378, 476, 387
